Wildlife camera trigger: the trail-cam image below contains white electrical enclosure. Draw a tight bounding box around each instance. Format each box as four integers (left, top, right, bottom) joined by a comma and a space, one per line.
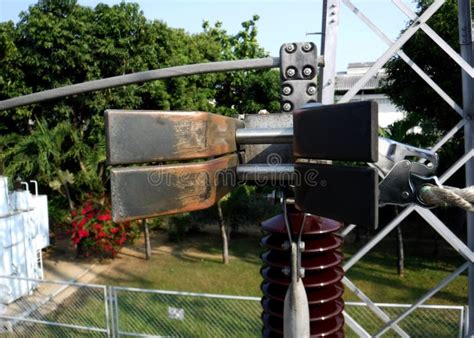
0, 176, 49, 304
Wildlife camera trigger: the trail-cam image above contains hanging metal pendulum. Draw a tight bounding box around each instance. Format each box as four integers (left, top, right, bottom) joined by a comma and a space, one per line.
282, 197, 310, 338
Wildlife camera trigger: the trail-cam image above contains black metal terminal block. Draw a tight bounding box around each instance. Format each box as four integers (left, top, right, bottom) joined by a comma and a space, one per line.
293, 100, 379, 162
281, 80, 318, 113
280, 42, 318, 81
280, 42, 318, 113
295, 163, 379, 228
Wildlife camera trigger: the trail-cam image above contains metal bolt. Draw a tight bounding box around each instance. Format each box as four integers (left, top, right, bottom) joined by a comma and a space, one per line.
282, 267, 291, 276
281, 241, 290, 250
298, 241, 305, 252
282, 102, 292, 112
401, 191, 410, 199
307, 86, 317, 95
286, 67, 296, 78
282, 86, 292, 95
285, 43, 296, 53
302, 43, 312, 52
303, 67, 313, 77
299, 268, 305, 278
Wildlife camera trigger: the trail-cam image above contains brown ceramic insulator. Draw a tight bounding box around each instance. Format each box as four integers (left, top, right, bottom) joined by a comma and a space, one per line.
260, 211, 345, 337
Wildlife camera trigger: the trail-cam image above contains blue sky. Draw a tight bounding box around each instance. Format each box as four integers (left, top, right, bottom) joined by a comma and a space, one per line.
0, 0, 418, 71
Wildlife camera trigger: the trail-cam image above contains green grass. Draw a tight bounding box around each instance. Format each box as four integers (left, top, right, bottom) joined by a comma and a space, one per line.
94, 228, 467, 305
16, 227, 467, 337
344, 240, 467, 305
95, 230, 264, 296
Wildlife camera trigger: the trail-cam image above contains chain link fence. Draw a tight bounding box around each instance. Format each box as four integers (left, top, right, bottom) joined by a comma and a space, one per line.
344, 302, 464, 338
0, 275, 465, 337
0, 275, 109, 337
112, 287, 261, 337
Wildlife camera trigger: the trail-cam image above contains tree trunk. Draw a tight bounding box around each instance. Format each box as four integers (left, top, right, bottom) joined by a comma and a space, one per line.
396, 225, 405, 277
216, 201, 229, 264
143, 219, 152, 260
61, 181, 75, 212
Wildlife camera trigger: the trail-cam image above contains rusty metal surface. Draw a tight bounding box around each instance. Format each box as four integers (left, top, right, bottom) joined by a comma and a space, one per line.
293, 100, 379, 162
105, 110, 243, 165
110, 154, 238, 222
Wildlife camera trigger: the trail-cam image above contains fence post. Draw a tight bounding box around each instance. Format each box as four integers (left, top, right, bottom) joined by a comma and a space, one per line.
463, 305, 469, 338
106, 285, 119, 338
113, 287, 120, 337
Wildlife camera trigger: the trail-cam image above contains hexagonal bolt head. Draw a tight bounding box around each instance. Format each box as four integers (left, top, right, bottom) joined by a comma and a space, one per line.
302, 43, 313, 52
303, 67, 313, 77
285, 43, 296, 53
307, 86, 317, 95
286, 67, 296, 78
282, 102, 292, 112
282, 86, 292, 95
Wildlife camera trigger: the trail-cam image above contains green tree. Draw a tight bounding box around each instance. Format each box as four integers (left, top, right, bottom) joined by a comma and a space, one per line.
0, 0, 279, 223
383, 0, 469, 168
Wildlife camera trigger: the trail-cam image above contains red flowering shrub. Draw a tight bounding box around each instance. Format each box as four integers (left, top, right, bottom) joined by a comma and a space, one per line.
69, 199, 135, 258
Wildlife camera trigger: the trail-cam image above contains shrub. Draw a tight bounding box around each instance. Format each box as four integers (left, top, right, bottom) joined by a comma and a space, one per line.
69, 199, 137, 258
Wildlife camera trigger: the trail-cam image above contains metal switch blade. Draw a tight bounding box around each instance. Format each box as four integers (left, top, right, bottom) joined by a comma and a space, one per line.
106, 110, 243, 165
110, 154, 238, 222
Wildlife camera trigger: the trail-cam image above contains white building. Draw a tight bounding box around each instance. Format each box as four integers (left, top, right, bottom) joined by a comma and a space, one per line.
335, 62, 405, 128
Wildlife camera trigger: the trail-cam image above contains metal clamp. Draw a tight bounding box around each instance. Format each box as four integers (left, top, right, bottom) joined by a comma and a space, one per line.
375, 137, 438, 175
379, 160, 441, 208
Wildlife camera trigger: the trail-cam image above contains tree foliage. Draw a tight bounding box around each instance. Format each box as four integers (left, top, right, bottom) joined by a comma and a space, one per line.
383, 0, 470, 167
0, 1, 279, 219
384, 0, 470, 160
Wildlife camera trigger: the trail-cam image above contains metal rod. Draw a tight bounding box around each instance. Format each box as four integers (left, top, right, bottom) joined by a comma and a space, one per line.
343, 311, 371, 337
394, 0, 474, 78
439, 148, 474, 184
0, 314, 108, 333
458, 1, 474, 334
339, 0, 445, 103
374, 262, 469, 337
235, 127, 293, 144
104, 286, 111, 337
112, 285, 261, 301
342, 277, 410, 337
343, 205, 415, 271
347, 0, 463, 115
113, 287, 120, 337
236, 164, 294, 182
0, 57, 280, 111
338, 223, 357, 237
416, 208, 474, 263
319, 0, 340, 104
